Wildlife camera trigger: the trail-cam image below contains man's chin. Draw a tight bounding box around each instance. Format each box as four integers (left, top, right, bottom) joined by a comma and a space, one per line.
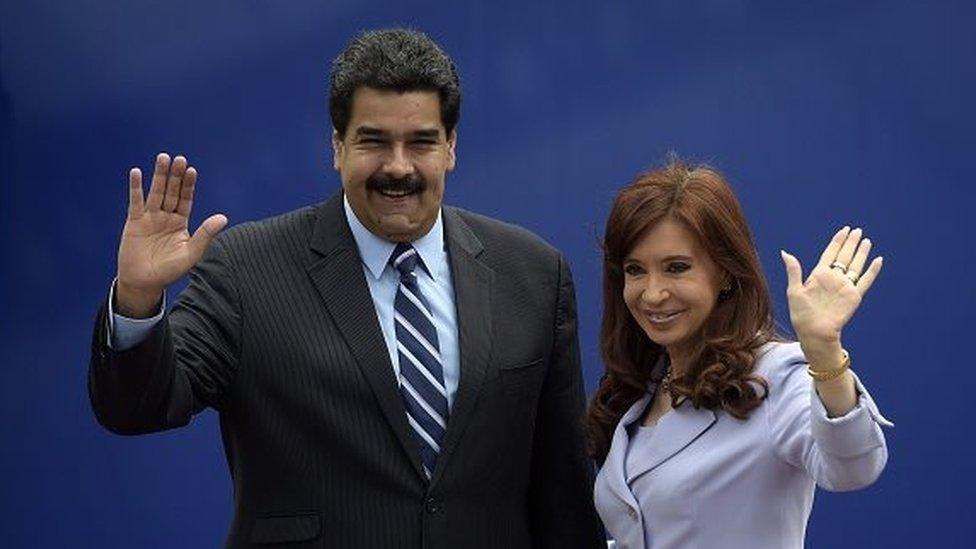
374, 215, 424, 242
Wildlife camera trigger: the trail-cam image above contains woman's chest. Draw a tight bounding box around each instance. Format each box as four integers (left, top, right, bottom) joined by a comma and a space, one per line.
626, 411, 782, 518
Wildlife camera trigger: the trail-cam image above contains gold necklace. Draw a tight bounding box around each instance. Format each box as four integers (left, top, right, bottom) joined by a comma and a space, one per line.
659, 368, 673, 394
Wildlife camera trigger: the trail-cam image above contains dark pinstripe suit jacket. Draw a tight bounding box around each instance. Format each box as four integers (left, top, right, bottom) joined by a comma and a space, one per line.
89, 192, 604, 548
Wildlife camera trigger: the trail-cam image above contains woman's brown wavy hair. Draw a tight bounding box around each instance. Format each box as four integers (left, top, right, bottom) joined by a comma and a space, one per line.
586, 160, 780, 464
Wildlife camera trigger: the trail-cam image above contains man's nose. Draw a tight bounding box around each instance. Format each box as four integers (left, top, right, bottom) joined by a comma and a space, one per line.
382, 143, 414, 178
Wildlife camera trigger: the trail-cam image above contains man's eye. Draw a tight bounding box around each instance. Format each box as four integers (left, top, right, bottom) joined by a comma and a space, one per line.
665, 262, 690, 274
411, 139, 438, 147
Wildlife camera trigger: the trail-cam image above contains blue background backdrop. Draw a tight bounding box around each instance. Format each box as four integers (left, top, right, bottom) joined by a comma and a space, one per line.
2, 1, 973, 546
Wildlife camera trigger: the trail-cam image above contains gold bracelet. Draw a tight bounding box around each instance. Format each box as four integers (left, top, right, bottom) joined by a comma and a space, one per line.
807, 349, 851, 382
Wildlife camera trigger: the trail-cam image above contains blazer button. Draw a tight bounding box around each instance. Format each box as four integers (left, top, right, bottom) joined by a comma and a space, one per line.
425, 497, 440, 514
627, 507, 638, 521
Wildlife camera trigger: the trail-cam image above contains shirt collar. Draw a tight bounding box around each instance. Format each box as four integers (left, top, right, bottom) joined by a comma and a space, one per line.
343, 194, 445, 280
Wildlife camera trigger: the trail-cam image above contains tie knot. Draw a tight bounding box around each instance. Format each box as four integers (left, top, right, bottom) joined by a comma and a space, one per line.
390, 242, 419, 276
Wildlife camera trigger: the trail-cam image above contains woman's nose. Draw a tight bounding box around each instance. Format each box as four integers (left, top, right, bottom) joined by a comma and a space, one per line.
641, 278, 670, 305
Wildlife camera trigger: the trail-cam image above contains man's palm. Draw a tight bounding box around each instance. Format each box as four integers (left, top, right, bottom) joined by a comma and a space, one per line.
116, 154, 226, 310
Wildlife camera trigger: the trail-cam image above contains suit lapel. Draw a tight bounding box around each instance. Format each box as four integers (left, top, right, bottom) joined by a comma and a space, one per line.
602, 393, 652, 511
627, 401, 717, 481
602, 353, 718, 504
430, 207, 494, 486
305, 194, 426, 481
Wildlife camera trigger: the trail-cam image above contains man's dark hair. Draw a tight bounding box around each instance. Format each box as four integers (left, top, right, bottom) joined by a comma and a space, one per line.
330, 28, 461, 137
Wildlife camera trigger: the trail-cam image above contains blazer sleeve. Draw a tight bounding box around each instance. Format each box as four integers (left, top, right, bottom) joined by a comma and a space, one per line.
527, 255, 606, 549
766, 343, 892, 492
88, 236, 241, 435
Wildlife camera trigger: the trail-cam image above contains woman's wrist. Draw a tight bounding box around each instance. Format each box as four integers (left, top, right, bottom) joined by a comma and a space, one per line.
799, 337, 845, 372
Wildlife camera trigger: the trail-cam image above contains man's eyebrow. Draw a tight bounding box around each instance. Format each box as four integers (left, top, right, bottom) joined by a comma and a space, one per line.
410, 129, 441, 139
354, 126, 387, 137
352, 127, 441, 139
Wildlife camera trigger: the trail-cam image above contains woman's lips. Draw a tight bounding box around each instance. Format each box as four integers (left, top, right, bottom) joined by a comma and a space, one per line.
645, 310, 683, 325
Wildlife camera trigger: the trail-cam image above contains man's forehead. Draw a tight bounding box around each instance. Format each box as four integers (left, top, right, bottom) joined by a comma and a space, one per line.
349, 87, 441, 114
345, 87, 447, 135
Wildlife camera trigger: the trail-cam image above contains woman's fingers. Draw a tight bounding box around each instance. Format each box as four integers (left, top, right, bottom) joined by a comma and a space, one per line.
833, 227, 863, 268
856, 256, 884, 295
780, 250, 803, 292
816, 226, 850, 271
846, 237, 872, 281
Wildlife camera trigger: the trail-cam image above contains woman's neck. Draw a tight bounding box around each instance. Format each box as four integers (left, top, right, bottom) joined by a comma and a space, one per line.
665, 344, 694, 377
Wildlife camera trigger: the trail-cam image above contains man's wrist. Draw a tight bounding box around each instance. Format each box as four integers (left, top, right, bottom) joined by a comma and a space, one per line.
114, 279, 164, 318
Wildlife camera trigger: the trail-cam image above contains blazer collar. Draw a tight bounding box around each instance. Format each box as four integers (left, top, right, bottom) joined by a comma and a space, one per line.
306, 195, 495, 487
428, 206, 493, 487
627, 398, 718, 481
601, 391, 653, 511
305, 192, 428, 481
340, 195, 447, 281
601, 355, 718, 506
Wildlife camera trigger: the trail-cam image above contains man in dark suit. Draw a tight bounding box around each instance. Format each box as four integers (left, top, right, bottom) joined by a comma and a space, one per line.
90, 28, 604, 548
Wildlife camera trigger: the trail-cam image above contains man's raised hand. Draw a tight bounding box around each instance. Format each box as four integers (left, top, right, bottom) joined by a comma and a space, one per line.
115, 153, 227, 317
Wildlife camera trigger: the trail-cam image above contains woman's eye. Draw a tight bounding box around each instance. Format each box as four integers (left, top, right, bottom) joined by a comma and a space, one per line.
665, 262, 690, 274
623, 263, 644, 276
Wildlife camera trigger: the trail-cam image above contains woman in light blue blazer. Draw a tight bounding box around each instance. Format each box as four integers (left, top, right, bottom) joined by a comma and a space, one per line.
587, 161, 891, 549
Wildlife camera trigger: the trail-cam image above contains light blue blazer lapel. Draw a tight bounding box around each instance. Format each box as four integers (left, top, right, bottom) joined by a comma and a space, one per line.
627, 401, 718, 482
601, 392, 652, 511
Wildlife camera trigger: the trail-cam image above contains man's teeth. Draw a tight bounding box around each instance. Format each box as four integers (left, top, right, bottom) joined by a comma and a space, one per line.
379, 189, 412, 197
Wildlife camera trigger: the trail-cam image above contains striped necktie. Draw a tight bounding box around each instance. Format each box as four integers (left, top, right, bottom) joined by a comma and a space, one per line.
390, 242, 449, 477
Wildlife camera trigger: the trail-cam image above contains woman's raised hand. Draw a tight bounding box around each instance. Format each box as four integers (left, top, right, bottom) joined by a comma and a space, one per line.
780, 227, 883, 361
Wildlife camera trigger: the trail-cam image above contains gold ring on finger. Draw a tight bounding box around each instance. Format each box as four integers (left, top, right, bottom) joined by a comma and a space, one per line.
830, 262, 848, 274
846, 271, 860, 283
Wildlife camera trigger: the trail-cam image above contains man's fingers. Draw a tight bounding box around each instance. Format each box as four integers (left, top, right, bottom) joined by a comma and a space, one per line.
188, 213, 228, 260
146, 153, 170, 211
128, 168, 145, 219
816, 226, 850, 271
781, 250, 803, 292
162, 155, 187, 212
176, 166, 197, 217
856, 256, 884, 295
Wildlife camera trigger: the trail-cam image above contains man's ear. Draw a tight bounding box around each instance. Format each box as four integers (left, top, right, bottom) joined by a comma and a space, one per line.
445, 129, 457, 172
331, 129, 343, 171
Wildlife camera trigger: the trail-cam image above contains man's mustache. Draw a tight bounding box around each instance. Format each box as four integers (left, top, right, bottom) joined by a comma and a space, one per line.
366, 174, 426, 194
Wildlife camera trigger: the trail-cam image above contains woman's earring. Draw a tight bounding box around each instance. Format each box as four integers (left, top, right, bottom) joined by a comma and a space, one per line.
718, 284, 733, 302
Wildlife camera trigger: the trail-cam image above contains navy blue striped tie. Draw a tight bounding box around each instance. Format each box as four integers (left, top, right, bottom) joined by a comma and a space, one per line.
390, 242, 449, 477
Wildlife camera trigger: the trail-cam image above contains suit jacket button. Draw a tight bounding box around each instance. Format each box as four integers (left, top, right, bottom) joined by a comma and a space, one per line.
627, 507, 638, 521
425, 497, 440, 514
